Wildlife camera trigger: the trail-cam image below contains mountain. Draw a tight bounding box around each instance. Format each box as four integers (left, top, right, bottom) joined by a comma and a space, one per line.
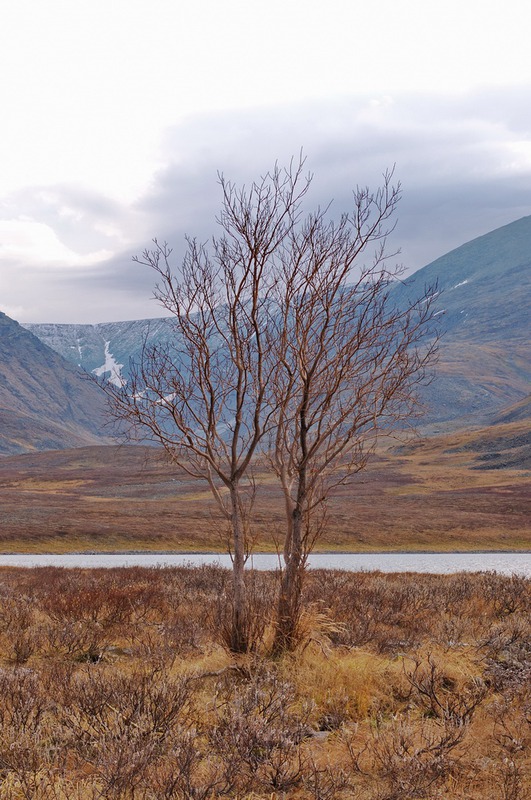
392, 214, 531, 343
390, 215, 531, 426
23, 216, 531, 429
491, 394, 531, 425
23, 317, 175, 386
0, 312, 113, 455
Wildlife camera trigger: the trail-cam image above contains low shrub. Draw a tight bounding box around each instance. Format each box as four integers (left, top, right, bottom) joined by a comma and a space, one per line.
0, 566, 527, 798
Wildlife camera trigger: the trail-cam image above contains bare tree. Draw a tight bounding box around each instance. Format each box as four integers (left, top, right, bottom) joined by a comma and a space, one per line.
266, 173, 439, 653
105, 158, 438, 655
106, 160, 310, 652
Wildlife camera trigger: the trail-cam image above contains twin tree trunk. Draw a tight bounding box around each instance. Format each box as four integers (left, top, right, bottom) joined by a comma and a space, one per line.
273, 451, 308, 655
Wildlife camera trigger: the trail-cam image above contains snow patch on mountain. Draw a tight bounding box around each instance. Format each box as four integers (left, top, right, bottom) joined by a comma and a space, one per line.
92, 342, 124, 387
76, 338, 84, 365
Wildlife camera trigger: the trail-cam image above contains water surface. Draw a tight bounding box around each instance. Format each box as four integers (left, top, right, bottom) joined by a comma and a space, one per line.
0, 551, 529, 576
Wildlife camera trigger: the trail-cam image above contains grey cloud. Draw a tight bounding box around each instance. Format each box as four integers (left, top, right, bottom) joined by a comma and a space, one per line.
5, 86, 531, 323
140, 87, 531, 271
0, 254, 162, 325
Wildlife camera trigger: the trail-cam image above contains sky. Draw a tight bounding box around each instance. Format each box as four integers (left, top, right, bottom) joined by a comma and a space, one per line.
1, 0, 531, 324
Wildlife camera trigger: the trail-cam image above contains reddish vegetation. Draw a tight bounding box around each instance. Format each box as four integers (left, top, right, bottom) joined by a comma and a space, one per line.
0, 425, 529, 553
0, 565, 528, 798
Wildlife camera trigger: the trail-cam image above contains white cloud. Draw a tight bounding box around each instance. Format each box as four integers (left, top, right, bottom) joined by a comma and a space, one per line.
0, 219, 113, 267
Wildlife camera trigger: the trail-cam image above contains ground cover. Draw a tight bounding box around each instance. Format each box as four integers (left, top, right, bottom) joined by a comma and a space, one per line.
0, 420, 529, 553
0, 565, 528, 798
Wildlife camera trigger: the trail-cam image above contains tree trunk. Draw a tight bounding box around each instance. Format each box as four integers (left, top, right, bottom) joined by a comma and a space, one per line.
272, 505, 304, 655
229, 482, 248, 653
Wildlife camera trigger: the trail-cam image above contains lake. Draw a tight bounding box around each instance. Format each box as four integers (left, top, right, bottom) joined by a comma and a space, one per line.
0, 551, 529, 576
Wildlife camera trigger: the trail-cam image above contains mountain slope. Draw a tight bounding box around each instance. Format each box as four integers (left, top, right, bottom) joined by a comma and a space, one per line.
491, 394, 531, 425
390, 216, 531, 425
24, 216, 531, 428
392, 214, 531, 343
0, 312, 112, 455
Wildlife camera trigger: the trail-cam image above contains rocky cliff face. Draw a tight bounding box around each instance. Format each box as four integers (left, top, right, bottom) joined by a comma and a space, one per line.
23, 317, 175, 386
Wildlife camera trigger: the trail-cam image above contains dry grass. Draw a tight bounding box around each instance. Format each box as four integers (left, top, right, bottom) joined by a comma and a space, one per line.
0, 565, 528, 798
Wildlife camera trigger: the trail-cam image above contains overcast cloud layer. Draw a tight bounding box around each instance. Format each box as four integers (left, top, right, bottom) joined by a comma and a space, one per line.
2, 88, 530, 324
1, 2, 531, 323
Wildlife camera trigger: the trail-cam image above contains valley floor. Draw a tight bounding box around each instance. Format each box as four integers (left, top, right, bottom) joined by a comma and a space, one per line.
0, 418, 529, 553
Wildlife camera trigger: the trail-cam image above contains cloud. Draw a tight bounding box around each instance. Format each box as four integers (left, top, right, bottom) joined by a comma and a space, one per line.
137, 88, 531, 271
0, 218, 113, 266
0, 184, 136, 255
0, 183, 154, 322
2, 86, 531, 323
